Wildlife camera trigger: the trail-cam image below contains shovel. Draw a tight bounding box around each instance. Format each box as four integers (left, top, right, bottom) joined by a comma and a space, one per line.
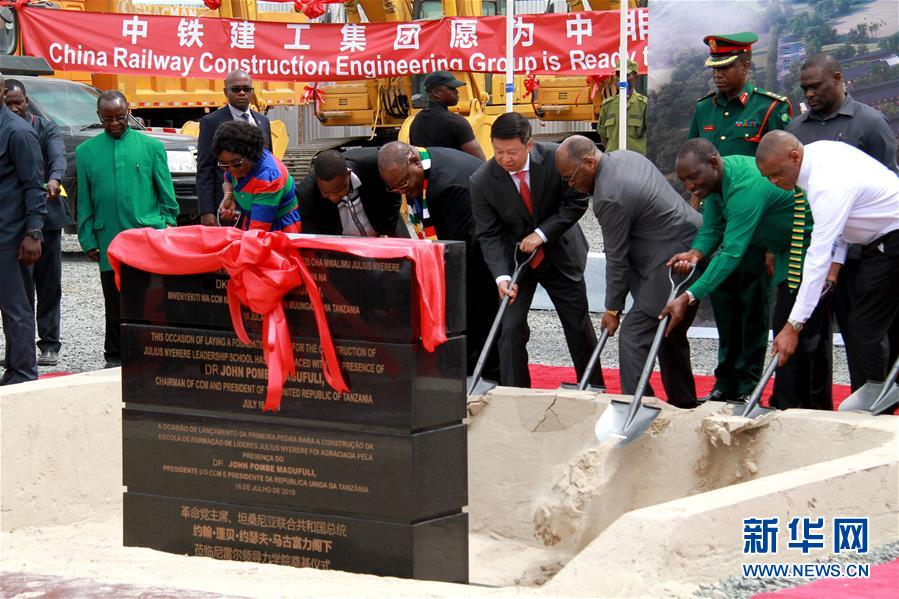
740, 355, 778, 419
594, 266, 695, 446
559, 328, 609, 391
838, 354, 899, 415
467, 247, 537, 396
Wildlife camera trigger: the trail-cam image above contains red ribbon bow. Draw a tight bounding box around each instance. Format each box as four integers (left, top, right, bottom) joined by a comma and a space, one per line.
523, 74, 539, 99
300, 84, 325, 106
203, 0, 221, 9
107, 227, 447, 412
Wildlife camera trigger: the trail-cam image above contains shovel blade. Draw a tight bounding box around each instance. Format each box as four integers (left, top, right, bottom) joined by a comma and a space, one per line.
742, 404, 775, 419
838, 383, 883, 413
467, 376, 498, 397
594, 399, 661, 446
558, 382, 581, 390
869, 386, 899, 415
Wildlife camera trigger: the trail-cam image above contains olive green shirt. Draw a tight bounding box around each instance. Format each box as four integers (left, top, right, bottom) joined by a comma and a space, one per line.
688, 81, 791, 157
77, 127, 179, 271
597, 91, 647, 155
688, 155, 812, 299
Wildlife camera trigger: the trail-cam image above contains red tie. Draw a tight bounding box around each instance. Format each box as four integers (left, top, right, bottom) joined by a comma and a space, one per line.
515, 171, 543, 268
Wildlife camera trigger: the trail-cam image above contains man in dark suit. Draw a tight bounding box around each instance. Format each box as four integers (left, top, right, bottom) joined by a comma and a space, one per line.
557, 135, 700, 406
0, 71, 46, 385
196, 70, 272, 225
299, 148, 401, 236
470, 113, 602, 389
378, 141, 500, 379
4, 79, 72, 367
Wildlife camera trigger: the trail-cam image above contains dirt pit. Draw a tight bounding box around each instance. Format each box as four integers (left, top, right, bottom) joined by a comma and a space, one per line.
2, 373, 897, 598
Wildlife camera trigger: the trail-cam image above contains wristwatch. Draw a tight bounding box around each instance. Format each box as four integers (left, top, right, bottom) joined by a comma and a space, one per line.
606, 309, 620, 317
685, 290, 697, 305
788, 319, 804, 332
26, 229, 43, 242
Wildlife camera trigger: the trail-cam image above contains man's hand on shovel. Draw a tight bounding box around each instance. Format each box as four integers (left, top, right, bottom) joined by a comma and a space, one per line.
659, 293, 689, 337
772, 324, 799, 367
498, 280, 518, 304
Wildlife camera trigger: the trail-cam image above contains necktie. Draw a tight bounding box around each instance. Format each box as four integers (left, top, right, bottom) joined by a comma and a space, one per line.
515, 171, 533, 215
240, 112, 251, 123
515, 171, 543, 268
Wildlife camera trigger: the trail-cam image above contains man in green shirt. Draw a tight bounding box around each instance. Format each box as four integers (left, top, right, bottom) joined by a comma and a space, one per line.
660, 139, 810, 400
77, 90, 179, 367
686, 32, 793, 403
596, 59, 647, 155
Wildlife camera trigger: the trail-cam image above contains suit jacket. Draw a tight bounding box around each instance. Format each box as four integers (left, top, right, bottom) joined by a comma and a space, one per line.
196, 106, 272, 216
422, 147, 485, 244
32, 115, 73, 231
593, 150, 702, 315
470, 142, 589, 281
298, 148, 401, 236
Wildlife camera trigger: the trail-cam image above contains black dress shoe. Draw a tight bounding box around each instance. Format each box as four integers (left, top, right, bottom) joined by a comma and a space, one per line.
698, 389, 734, 403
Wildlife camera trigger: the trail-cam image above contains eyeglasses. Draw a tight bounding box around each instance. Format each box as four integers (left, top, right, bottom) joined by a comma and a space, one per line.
217, 158, 245, 169
561, 160, 585, 184
228, 86, 253, 94
100, 114, 129, 124
386, 175, 411, 193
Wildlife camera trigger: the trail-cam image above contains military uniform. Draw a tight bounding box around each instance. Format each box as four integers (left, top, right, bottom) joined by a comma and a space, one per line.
687, 32, 793, 400
597, 58, 648, 154
598, 91, 648, 155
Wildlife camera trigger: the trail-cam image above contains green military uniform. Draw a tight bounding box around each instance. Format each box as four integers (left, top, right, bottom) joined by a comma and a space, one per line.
688, 32, 793, 399
598, 91, 648, 155
77, 126, 179, 271
597, 58, 648, 155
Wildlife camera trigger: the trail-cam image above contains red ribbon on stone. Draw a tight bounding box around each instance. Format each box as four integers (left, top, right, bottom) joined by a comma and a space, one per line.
107, 226, 447, 412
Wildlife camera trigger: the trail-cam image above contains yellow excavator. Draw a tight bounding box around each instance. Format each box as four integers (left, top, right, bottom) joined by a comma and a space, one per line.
299, 0, 638, 163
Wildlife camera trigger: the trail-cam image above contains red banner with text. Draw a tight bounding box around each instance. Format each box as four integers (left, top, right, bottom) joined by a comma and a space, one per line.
18, 6, 648, 82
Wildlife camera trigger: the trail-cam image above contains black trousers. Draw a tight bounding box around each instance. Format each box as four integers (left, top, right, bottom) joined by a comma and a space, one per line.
100, 269, 122, 362
769, 282, 833, 410
23, 229, 62, 353
839, 231, 899, 387
498, 262, 603, 388
618, 301, 698, 407
0, 249, 37, 384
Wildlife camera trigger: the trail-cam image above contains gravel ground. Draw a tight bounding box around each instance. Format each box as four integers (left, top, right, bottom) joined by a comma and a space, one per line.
693, 540, 899, 598
1, 230, 849, 385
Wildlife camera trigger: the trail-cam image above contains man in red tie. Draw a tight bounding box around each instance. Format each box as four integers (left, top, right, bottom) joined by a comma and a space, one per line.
470, 113, 603, 389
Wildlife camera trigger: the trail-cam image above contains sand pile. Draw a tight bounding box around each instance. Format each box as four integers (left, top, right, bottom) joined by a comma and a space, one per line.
3, 376, 897, 598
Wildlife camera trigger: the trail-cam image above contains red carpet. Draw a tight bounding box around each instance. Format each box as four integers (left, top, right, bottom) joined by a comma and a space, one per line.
751, 557, 899, 598
528, 364, 859, 409
37, 372, 74, 379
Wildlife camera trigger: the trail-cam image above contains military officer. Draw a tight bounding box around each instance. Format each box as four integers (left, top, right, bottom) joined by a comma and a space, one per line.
687, 32, 793, 403
596, 59, 648, 155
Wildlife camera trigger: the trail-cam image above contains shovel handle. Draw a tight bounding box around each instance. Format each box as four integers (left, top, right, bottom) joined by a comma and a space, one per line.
467, 247, 537, 396
622, 265, 697, 428
578, 328, 609, 391
741, 356, 779, 417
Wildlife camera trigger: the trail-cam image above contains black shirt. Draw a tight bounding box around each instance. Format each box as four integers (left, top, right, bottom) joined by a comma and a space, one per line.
787, 94, 897, 173
409, 102, 476, 151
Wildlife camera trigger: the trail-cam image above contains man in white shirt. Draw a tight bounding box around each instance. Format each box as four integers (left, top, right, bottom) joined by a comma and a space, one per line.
756, 130, 899, 386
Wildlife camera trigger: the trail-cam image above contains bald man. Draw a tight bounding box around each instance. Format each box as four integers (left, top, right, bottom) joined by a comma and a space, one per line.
197, 70, 273, 226
756, 131, 899, 388
556, 136, 700, 407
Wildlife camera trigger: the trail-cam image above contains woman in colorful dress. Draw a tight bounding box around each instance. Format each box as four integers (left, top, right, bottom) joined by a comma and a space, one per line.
212, 120, 302, 233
